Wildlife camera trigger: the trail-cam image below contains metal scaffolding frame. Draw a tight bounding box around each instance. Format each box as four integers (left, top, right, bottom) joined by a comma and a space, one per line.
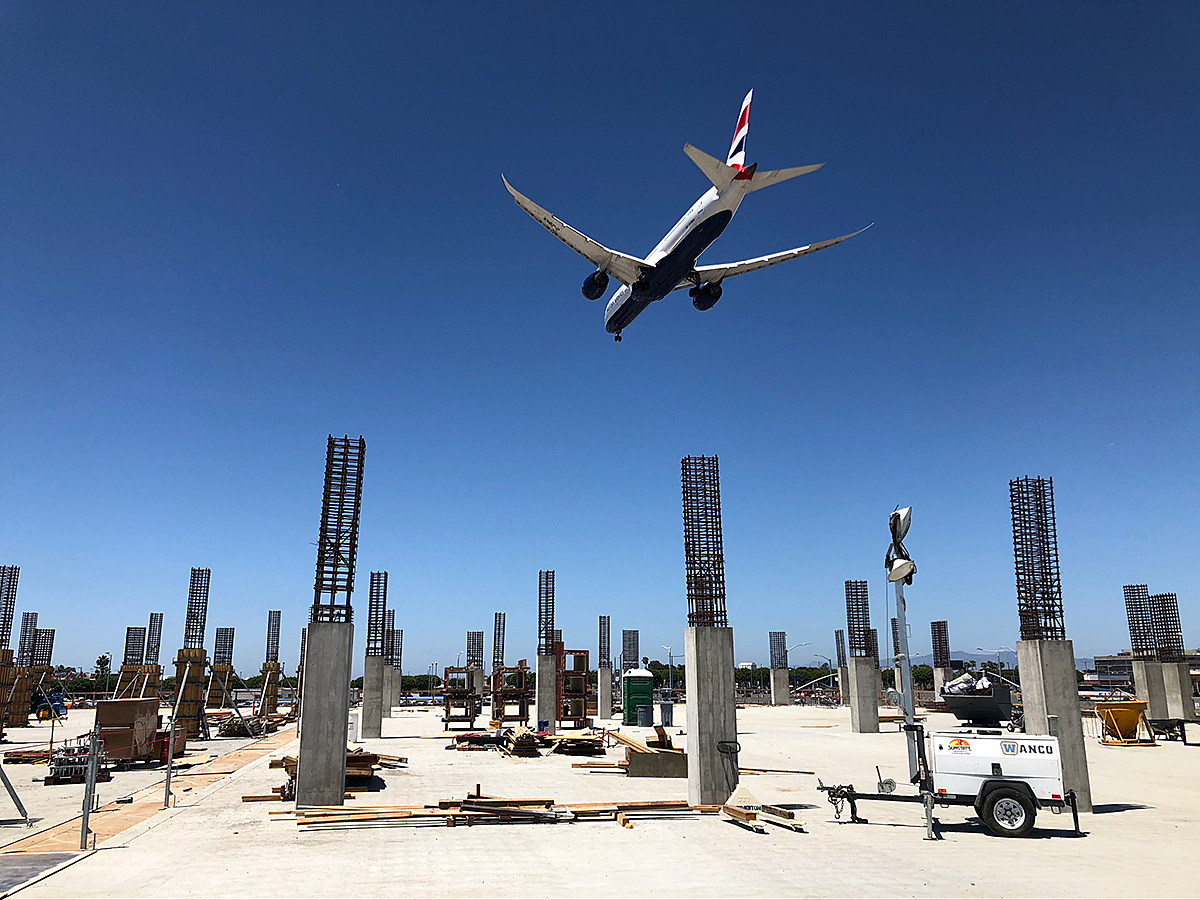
0, 565, 18, 649
598, 615, 611, 670
493, 612, 506, 670
16, 612, 37, 667
845, 581, 871, 658
1010, 476, 1067, 641
1123, 584, 1156, 660
145, 612, 164, 666
183, 568, 210, 650
931, 620, 950, 670
366, 571, 387, 657
834, 629, 847, 669
213, 627, 235, 667
265, 610, 281, 664
123, 627, 147, 667
681, 455, 728, 627
1149, 592, 1185, 663
537, 570, 555, 656
311, 435, 366, 624
769, 631, 788, 669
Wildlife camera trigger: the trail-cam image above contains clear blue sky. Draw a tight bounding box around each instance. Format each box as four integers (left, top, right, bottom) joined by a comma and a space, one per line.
2, 3, 1196, 675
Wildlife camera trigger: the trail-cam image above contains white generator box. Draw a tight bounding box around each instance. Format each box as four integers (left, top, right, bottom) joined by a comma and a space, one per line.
930, 731, 1065, 803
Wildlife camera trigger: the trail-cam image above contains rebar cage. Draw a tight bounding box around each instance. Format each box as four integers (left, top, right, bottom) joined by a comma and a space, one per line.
383, 610, 395, 665
834, 629, 847, 669
123, 627, 147, 667
931, 621, 950, 669
845, 581, 871, 658
0, 565, 18, 649
1123, 585, 1156, 660
622, 630, 639, 671
213, 627, 235, 668
184, 568, 210, 650
32, 628, 54, 668
598, 615, 611, 670
1010, 476, 1067, 641
366, 571, 388, 657
769, 631, 788, 669
311, 435, 366, 624
537, 570, 555, 656
682, 455, 728, 627
16, 611, 37, 667
265, 610, 281, 664
493, 612, 506, 670
1150, 592, 1185, 663
145, 612, 164, 666
466, 631, 484, 669
866, 629, 880, 670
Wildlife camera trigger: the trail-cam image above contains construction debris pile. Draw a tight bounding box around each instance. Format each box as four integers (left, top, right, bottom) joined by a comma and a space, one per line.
447, 725, 607, 758
248, 747, 406, 803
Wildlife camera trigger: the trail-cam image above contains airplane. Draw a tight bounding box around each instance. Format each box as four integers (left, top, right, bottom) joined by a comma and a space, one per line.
503, 90, 870, 342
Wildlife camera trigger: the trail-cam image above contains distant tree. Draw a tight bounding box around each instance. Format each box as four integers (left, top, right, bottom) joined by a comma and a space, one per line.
910, 664, 934, 689
95, 654, 112, 680
880, 668, 895, 688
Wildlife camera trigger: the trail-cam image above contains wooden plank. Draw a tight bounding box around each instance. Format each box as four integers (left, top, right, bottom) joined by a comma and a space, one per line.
760, 804, 795, 820
721, 804, 757, 823
608, 731, 658, 754
738, 766, 815, 775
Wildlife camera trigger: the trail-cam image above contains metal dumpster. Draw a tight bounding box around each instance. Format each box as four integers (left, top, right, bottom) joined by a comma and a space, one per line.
942, 685, 1013, 726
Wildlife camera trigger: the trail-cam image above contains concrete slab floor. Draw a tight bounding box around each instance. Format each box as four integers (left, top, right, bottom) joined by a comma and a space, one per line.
0, 710, 277, 852
11, 704, 1200, 899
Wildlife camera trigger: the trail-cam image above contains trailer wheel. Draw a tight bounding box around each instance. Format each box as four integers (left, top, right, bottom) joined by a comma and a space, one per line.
981, 787, 1036, 837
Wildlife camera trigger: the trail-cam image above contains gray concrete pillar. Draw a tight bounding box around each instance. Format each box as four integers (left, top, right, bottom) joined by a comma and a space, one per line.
1016, 639, 1092, 812
296, 622, 354, 807
381, 664, 393, 718
360, 656, 384, 739
838, 666, 849, 706
847, 656, 879, 733
1131, 659, 1168, 719
769, 668, 791, 706
598, 666, 613, 720
932, 666, 951, 698
684, 626, 738, 807
1161, 660, 1196, 721
536, 655, 557, 735
391, 667, 403, 709
472, 668, 487, 701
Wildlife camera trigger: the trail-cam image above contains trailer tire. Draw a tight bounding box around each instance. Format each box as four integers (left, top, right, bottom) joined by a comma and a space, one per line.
981, 787, 1036, 837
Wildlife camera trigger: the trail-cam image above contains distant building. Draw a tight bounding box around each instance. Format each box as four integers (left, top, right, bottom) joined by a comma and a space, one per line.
736, 662, 757, 670
1092, 649, 1200, 690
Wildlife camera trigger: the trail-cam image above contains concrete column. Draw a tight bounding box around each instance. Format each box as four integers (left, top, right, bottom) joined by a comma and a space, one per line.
472, 669, 487, 701
932, 667, 952, 698
684, 626, 738, 807
1161, 660, 1196, 721
769, 668, 791, 706
296, 622, 354, 808
391, 667, 403, 709
360, 655, 384, 739
536, 655, 557, 734
1131, 659, 1168, 719
847, 657, 879, 733
837, 666, 849, 706
381, 664, 393, 718
598, 666, 613, 720
1016, 639, 1092, 812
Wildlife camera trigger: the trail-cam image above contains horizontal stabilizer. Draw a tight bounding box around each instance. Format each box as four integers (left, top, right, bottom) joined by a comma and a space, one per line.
684, 143, 738, 189
744, 163, 824, 192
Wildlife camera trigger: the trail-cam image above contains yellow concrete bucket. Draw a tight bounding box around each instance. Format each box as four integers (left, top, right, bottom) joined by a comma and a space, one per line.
1094, 700, 1155, 745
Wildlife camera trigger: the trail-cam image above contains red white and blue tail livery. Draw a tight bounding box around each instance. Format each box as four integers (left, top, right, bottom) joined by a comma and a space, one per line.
503, 91, 870, 341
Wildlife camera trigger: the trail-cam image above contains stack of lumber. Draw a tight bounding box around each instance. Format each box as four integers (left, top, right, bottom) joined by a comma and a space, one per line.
500, 726, 541, 757
549, 730, 605, 756
3, 748, 51, 765
248, 750, 408, 803
447, 732, 499, 751
273, 792, 717, 829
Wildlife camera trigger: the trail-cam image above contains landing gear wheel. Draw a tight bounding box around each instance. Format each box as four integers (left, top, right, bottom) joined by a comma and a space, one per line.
614, 333, 622, 342
981, 787, 1036, 838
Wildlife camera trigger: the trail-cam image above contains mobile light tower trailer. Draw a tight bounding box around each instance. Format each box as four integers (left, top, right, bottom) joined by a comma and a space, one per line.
819, 507, 1081, 839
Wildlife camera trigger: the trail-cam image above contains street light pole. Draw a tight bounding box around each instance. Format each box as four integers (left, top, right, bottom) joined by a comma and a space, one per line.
661, 646, 674, 696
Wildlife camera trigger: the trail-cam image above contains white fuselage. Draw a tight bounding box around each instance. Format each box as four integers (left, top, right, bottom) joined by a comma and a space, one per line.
604, 180, 751, 335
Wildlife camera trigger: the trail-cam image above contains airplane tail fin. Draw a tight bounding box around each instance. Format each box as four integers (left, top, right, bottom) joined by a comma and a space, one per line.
727, 89, 752, 168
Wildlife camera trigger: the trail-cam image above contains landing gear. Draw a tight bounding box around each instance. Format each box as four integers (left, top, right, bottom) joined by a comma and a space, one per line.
614, 332, 622, 342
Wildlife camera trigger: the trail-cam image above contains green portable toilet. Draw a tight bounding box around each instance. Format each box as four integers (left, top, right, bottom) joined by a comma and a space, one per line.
622, 668, 655, 726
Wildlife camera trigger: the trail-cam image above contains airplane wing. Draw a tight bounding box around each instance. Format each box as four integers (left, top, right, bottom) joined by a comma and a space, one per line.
502, 175, 650, 287
684, 224, 873, 286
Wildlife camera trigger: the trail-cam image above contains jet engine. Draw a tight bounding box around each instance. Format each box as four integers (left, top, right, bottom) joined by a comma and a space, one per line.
689, 281, 722, 311
582, 270, 609, 300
